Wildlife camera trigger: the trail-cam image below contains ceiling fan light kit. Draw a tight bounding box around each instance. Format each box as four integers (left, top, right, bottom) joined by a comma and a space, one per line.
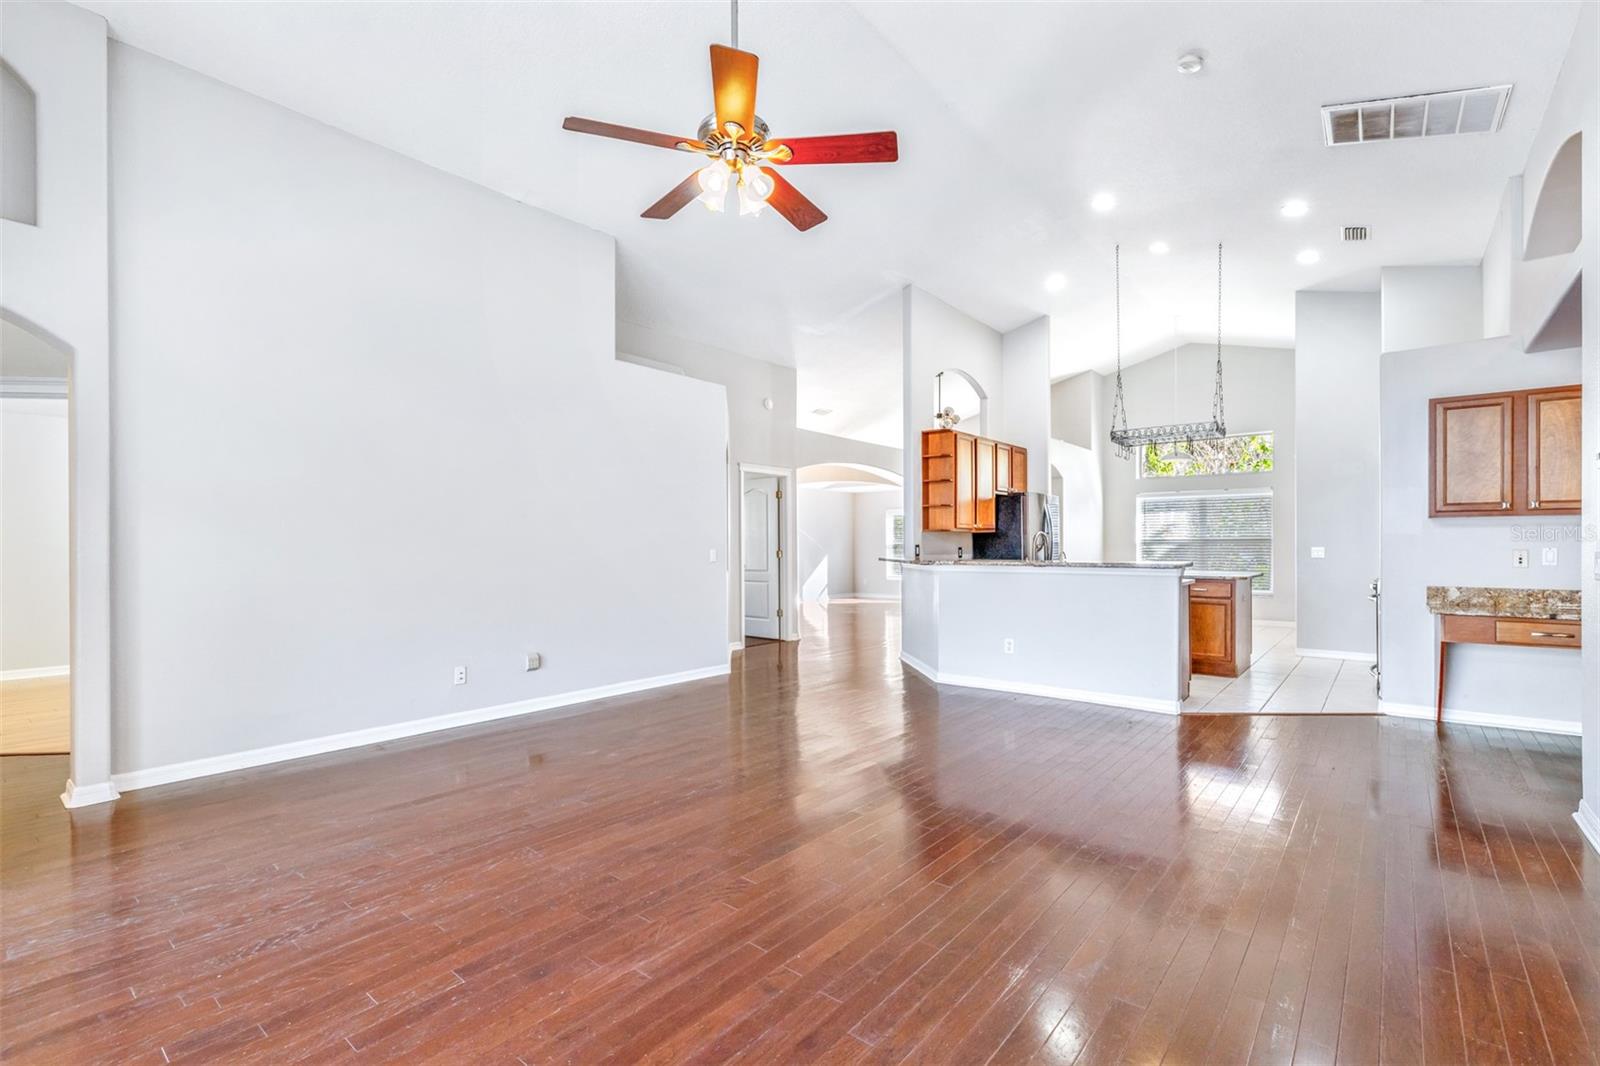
561, 0, 898, 231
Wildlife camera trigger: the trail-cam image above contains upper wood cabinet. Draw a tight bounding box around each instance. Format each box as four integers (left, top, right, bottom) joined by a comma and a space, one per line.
1429, 385, 1580, 517
920, 429, 1023, 532
1527, 386, 1581, 513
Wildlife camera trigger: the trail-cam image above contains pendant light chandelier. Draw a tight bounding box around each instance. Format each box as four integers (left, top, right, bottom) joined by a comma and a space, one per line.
1109, 243, 1227, 460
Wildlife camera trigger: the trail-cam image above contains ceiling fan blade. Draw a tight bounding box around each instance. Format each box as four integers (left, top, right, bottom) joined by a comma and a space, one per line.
764, 168, 827, 231
769, 132, 899, 165
642, 171, 705, 220
709, 45, 758, 139
562, 117, 700, 152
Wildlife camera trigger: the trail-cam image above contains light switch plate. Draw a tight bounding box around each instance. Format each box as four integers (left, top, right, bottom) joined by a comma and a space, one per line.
1541, 547, 1559, 566
1512, 549, 1529, 568
1310, 546, 1326, 559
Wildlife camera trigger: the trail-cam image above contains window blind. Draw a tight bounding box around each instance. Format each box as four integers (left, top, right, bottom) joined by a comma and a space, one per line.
1137, 492, 1272, 592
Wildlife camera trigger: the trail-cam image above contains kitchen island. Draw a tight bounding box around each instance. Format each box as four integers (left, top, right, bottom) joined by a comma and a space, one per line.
898, 559, 1191, 714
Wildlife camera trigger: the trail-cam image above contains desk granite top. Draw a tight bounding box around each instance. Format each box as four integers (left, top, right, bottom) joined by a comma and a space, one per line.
1425, 585, 1581, 621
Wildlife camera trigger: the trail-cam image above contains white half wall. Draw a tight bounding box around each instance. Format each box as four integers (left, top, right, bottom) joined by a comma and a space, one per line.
1295, 291, 1381, 655
1379, 336, 1582, 729
1, 397, 69, 673
106, 45, 729, 777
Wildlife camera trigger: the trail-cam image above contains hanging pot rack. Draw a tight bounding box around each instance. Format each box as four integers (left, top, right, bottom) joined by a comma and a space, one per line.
1108, 243, 1227, 459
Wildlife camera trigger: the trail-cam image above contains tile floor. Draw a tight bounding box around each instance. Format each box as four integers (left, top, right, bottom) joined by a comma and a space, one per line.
1183, 620, 1380, 714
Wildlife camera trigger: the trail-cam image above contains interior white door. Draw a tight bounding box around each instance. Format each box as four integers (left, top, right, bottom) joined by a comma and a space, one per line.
742, 475, 781, 639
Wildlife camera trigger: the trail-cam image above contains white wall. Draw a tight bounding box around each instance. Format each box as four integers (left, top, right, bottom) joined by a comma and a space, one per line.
797, 487, 854, 602
106, 45, 729, 776
1001, 316, 1051, 494
1049, 438, 1103, 562
853, 492, 904, 599
1, 397, 68, 673
796, 428, 902, 476
1099, 344, 1297, 621
1481, 179, 1521, 340
618, 321, 796, 645
1295, 291, 1381, 655
1378, 337, 1582, 729
902, 286, 1004, 559
1380, 265, 1484, 353
0, 0, 114, 796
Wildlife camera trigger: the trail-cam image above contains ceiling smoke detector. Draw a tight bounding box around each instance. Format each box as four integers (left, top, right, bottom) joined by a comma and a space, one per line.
1342, 226, 1370, 242
1321, 84, 1512, 146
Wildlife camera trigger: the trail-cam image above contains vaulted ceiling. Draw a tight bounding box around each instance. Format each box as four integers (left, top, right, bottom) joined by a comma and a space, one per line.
80, 1, 1583, 448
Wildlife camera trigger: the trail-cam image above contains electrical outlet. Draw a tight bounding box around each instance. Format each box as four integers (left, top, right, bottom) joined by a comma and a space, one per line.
453, 665, 467, 685
1003, 638, 1015, 654
1310, 546, 1326, 559
1512, 549, 1529, 569
1542, 547, 1559, 566
525, 652, 542, 672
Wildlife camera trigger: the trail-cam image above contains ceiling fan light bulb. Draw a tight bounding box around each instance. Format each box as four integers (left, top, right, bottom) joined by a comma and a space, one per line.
744, 166, 775, 201
698, 187, 727, 213
697, 160, 732, 196
736, 180, 767, 216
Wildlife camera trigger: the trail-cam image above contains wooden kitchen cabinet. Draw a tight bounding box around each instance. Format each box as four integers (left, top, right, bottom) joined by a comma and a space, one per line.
921, 430, 1027, 532
1188, 577, 1253, 677
1429, 385, 1581, 516
975, 438, 997, 531
1526, 386, 1581, 513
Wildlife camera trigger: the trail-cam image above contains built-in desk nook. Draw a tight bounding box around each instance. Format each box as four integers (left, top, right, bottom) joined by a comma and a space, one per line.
1427, 585, 1581, 722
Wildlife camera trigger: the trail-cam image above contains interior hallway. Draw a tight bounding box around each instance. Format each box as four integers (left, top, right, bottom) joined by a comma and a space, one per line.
2, 600, 1594, 1064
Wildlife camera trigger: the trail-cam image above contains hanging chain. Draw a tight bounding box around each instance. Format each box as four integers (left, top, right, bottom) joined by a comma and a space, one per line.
1110, 244, 1132, 459
1212, 242, 1225, 433
731, 0, 739, 50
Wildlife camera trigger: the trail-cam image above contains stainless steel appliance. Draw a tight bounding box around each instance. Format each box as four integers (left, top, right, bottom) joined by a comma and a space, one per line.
973, 492, 1060, 562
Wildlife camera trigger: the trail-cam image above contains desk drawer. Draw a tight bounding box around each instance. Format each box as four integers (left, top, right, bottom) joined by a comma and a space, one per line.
1495, 619, 1581, 647
1189, 580, 1233, 600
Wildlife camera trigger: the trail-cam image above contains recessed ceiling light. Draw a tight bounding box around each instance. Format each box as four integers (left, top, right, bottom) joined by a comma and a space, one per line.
1090, 192, 1117, 213
1043, 272, 1068, 293
1296, 248, 1321, 265
1149, 241, 1170, 255
1176, 53, 1204, 75
1281, 199, 1310, 218
811, 407, 833, 416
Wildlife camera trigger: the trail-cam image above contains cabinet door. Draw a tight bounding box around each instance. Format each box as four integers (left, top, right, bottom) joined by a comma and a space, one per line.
1010, 446, 1027, 494
1527, 386, 1581, 513
1190, 597, 1234, 671
995, 444, 1012, 495
955, 433, 976, 530
1431, 394, 1513, 515
975, 438, 996, 531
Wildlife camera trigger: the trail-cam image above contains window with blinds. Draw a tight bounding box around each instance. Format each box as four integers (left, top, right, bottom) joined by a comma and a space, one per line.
1137, 491, 1272, 592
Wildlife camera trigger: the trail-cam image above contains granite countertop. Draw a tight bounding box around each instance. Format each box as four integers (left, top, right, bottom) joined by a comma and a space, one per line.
885, 558, 1191, 570
1188, 570, 1263, 580
1425, 585, 1581, 621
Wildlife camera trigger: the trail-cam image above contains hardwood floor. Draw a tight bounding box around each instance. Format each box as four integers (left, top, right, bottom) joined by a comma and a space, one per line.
0, 675, 70, 754
2, 600, 1596, 1064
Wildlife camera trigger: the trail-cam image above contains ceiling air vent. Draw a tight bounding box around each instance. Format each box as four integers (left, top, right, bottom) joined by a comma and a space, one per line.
1342, 226, 1369, 241
1321, 85, 1512, 146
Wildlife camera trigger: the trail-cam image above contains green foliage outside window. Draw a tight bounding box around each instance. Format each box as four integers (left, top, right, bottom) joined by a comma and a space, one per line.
1141, 433, 1273, 478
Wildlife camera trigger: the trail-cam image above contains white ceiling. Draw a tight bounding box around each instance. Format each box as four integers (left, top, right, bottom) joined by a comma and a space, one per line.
80, 0, 1582, 449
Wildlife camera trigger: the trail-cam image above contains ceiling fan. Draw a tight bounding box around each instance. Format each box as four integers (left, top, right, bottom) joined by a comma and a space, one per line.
561, 1, 898, 231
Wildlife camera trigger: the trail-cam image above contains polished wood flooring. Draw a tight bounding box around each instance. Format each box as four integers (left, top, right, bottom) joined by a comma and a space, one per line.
2, 601, 1596, 1064
0, 675, 70, 754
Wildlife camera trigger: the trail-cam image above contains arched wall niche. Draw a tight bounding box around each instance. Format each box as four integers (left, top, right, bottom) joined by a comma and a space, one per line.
1525, 130, 1581, 261
0, 58, 38, 226
933, 367, 988, 436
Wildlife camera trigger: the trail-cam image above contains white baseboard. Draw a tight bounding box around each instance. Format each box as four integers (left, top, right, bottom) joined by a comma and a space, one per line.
1575, 800, 1600, 856
2, 665, 70, 682
729, 641, 744, 654
900, 653, 1181, 716
1380, 700, 1582, 736
110, 662, 732, 794
1295, 648, 1377, 663
60, 778, 120, 808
